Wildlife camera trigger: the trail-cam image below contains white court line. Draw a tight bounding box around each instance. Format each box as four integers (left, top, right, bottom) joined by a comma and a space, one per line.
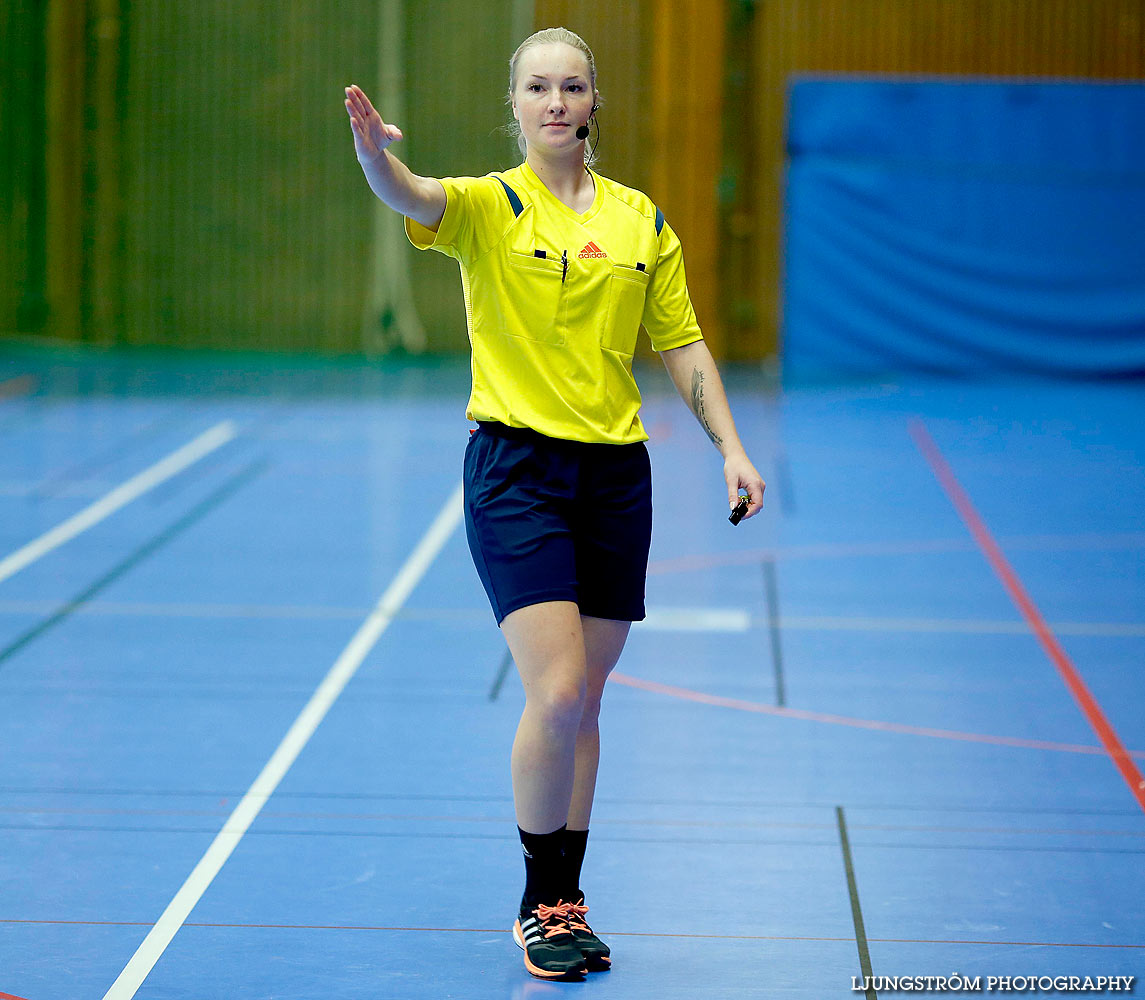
101, 482, 465, 1000
5, 599, 1144, 638
0, 421, 237, 587
637, 606, 752, 632
776, 614, 1145, 637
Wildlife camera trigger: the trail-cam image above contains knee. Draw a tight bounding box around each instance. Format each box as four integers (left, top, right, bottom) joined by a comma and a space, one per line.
530, 674, 587, 733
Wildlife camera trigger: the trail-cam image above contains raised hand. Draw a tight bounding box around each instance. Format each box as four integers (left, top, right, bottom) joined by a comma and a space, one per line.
344, 84, 403, 166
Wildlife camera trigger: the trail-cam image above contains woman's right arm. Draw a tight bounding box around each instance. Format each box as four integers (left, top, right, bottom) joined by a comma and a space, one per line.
344, 84, 446, 231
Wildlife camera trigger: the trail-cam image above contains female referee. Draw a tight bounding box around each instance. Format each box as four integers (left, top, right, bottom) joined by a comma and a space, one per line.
345, 26, 764, 981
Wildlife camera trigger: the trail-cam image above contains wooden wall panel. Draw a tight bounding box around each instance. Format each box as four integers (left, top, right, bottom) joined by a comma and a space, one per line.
647, 0, 726, 357
750, 0, 1145, 361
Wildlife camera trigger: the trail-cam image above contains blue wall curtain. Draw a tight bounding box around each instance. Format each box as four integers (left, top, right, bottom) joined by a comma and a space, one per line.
782, 80, 1145, 378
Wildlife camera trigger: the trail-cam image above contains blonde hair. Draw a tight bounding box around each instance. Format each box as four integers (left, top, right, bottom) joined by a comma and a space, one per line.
506, 27, 599, 167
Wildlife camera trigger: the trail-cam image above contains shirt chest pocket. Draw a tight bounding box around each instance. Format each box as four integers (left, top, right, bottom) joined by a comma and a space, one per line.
506, 250, 567, 347
603, 263, 651, 356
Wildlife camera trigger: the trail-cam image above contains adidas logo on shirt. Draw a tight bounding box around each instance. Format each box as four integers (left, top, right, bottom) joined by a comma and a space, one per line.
578, 242, 607, 259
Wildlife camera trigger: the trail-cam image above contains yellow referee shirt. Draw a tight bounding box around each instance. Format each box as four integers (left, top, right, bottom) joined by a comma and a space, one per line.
405, 161, 703, 444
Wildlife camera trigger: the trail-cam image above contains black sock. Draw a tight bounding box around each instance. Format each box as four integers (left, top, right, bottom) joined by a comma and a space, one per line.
564, 828, 589, 900
518, 824, 567, 911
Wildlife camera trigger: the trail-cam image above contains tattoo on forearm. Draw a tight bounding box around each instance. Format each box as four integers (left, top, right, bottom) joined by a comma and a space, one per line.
690, 368, 723, 447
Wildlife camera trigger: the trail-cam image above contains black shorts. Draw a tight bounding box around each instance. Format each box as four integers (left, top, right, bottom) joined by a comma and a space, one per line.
463, 422, 653, 625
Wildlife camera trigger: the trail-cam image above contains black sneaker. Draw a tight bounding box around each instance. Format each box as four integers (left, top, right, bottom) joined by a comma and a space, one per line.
567, 896, 611, 970
512, 900, 587, 980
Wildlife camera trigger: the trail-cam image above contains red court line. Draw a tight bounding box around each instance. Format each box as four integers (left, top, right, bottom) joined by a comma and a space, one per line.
1, 918, 1142, 949
4, 805, 1140, 836
0, 375, 37, 401
909, 418, 1145, 814
610, 672, 1145, 758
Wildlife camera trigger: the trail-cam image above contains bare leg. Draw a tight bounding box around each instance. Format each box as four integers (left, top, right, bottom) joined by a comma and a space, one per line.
501, 601, 588, 833
567, 615, 630, 830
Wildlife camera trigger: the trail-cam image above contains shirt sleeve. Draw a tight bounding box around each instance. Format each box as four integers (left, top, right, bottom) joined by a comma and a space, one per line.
641, 218, 704, 352
404, 175, 507, 263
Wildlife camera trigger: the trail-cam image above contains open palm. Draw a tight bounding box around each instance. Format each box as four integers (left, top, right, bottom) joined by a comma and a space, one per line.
344, 84, 403, 165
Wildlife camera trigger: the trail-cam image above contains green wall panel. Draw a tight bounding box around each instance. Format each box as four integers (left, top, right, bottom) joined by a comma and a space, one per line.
1, 1, 46, 336
401, 4, 523, 354
120, 3, 383, 351
4, 2, 527, 354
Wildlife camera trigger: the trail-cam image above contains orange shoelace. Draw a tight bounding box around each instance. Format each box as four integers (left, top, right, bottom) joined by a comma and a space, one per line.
534, 901, 575, 939
565, 900, 591, 933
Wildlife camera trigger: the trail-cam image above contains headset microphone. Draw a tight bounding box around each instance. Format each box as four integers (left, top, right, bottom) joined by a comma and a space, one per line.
576, 104, 599, 140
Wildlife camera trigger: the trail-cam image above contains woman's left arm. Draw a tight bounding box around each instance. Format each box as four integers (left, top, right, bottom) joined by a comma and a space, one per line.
659, 339, 766, 522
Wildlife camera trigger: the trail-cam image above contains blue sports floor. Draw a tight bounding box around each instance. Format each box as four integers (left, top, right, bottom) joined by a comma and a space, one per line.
1, 351, 1142, 999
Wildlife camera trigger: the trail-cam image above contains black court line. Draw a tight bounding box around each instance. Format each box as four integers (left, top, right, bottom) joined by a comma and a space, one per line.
837, 806, 877, 1000
31, 406, 195, 499
6, 805, 1145, 842
7, 805, 1145, 838
762, 559, 787, 706
488, 649, 514, 701
146, 405, 283, 506
8, 810, 1145, 843
12, 821, 1144, 855
0, 459, 268, 672
773, 449, 796, 516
